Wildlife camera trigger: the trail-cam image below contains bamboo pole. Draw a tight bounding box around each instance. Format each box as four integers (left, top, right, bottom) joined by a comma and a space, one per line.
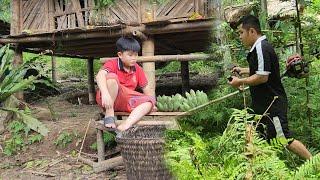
100, 54, 211, 63
137, 54, 210, 62
142, 36, 155, 96
87, 58, 95, 104
177, 87, 250, 116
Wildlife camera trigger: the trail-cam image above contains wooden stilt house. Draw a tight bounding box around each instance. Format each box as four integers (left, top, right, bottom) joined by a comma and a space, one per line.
0, 0, 221, 103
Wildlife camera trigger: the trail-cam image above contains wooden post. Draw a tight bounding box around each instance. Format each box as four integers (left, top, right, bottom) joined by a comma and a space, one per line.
181, 62, 190, 94
13, 44, 24, 100
142, 37, 155, 96
96, 129, 105, 162
87, 58, 95, 104
11, 0, 21, 35
51, 55, 57, 83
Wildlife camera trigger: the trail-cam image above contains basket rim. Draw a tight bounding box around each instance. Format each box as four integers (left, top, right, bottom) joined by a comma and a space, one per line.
116, 136, 165, 140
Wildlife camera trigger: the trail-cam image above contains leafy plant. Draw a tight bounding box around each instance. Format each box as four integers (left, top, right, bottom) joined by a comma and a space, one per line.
0, 45, 37, 102
28, 134, 43, 144
90, 131, 116, 150
94, 0, 115, 9
3, 120, 43, 156
54, 131, 73, 148
0, 0, 10, 22
166, 108, 320, 179
56, 57, 100, 79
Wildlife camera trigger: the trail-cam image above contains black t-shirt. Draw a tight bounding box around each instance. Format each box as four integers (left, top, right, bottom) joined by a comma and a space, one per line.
247, 36, 287, 114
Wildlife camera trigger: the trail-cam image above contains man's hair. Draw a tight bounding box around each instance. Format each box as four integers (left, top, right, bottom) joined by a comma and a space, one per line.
116, 37, 141, 53
239, 15, 262, 34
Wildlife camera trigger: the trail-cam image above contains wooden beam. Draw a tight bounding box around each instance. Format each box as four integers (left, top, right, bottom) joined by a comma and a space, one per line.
78, 156, 123, 173
93, 156, 123, 173
142, 36, 155, 96
132, 30, 147, 40
96, 129, 105, 162
87, 58, 95, 104
23, 48, 90, 59
1, 19, 215, 44
95, 120, 177, 130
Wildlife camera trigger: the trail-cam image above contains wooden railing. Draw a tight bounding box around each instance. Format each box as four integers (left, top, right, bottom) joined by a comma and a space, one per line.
11, 0, 217, 35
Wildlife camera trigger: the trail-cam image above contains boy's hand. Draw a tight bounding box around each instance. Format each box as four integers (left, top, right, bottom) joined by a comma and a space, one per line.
152, 105, 157, 112
101, 93, 113, 109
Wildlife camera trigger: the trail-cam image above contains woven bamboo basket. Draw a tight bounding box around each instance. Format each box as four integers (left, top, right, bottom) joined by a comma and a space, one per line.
116, 125, 172, 180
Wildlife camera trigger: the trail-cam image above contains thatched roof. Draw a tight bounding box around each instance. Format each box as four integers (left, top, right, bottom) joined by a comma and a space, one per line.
267, 0, 301, 20
224, 0, 302, 25
224, 3, 256, 25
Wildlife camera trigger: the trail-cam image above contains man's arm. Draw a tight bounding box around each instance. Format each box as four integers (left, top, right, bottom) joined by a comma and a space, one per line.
228, 74, 268, 88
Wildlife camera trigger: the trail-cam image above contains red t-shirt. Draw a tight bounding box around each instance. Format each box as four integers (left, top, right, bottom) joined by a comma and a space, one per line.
102, 58, 148, 90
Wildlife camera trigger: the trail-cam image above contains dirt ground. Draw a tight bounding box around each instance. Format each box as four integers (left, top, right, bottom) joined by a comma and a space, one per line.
0, 73, 217, 180
0, 83, 128, 179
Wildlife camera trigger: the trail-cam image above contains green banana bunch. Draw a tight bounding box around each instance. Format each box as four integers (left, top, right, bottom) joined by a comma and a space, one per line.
156, 89, 209, 112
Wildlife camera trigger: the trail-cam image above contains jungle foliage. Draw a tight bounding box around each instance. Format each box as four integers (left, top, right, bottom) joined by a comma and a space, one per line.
164, 0, 320, 179
0, 45, 49, 155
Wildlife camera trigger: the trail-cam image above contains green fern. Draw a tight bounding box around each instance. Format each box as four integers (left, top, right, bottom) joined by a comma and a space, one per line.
294, 154, 320, 179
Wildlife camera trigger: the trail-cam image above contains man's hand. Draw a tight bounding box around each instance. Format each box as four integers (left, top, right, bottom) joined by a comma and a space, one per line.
228, 76, 242, 88
287, 54, 302, 67
101, 92, 113, 110
232, 67, 249, 76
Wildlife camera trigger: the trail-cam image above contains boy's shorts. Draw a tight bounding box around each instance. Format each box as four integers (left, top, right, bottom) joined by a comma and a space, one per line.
96, 73, 156, 112
256, 110, 293, 144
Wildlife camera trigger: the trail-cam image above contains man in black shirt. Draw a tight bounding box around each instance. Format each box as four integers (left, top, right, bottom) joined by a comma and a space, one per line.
228, 15, 311, 159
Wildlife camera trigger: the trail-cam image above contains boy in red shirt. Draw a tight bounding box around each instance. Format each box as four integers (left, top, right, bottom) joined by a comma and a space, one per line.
96, 37, 156, 132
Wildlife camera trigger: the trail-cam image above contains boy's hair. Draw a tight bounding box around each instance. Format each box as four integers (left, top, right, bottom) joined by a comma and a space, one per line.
239, 15, 262, 34
116, 37, 141, 53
